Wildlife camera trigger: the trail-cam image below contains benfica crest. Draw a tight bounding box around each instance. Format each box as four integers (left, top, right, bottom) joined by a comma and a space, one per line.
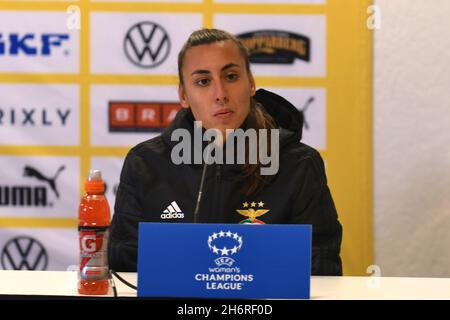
236, 201, 269, 225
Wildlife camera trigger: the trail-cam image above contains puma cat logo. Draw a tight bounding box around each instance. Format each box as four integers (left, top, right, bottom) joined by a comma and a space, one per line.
23, 165, 65, 198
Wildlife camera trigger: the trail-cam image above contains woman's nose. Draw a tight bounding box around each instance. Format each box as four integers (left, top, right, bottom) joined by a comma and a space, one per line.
214, 80, 228, 103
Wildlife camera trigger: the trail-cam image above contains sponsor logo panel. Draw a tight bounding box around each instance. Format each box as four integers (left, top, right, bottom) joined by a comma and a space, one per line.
0, 156, 80, 218
90, 85, 180, 146
90, 13, 202, 74
124, 21, 171, 69
109, 101, 181, 132
0, 228, 77, 271
0, 11, 79, 73
238, 30, 310, 64
0, 84, 79, 146
214, 14, 326, 77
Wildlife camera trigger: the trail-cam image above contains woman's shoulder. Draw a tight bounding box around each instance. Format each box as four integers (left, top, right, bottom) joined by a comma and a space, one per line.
279, 141, 328, 185
282, 140, 323, 164
126, 136, 168, 159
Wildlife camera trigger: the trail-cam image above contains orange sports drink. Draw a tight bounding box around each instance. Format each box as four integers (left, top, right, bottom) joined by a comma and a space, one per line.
78, 170, 111, 295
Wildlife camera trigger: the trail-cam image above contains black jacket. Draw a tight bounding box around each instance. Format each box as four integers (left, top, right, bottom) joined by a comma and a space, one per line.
109, 89, 343, 276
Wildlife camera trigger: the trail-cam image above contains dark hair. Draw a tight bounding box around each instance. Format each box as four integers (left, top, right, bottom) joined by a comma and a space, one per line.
178, 29, 250, 86
178, 28, 277, 197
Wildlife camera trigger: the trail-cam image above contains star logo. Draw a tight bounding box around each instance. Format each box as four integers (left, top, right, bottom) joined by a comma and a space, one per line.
207, 231, 243, 267
207, 231, 243, 257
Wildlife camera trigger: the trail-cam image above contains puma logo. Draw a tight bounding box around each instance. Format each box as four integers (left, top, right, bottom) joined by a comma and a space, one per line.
104, 182, 119, 196
23, 165, 65, 198
300, 96, 314, 130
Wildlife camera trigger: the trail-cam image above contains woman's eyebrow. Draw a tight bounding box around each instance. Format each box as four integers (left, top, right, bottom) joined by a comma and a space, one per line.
191, 69, 210, 76
221, 63, 240, 71
190, 63, 240, 76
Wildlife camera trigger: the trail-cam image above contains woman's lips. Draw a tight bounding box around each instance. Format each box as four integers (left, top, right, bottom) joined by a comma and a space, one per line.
214, 109, 234, 119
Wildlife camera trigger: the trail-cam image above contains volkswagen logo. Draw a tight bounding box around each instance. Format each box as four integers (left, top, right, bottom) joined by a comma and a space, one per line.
124, 21, 171, 68
1, 236, 48, 270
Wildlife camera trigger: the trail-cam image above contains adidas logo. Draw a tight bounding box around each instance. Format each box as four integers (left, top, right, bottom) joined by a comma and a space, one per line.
161, 201, 185, 219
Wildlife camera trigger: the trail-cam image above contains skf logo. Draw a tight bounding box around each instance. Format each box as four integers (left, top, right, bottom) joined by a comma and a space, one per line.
109, 101, 181, 132
124, 22, 170, 68
0, 33, 70, 56
237, 30, 310, 64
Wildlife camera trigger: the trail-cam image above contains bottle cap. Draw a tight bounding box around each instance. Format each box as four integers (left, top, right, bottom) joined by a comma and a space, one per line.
85, 170, 105, 194
87, 170, 102, 181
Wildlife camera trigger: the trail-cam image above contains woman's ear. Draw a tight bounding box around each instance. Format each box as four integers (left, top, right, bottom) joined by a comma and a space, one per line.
249, 74, 256, 97
178, 84, 190, 109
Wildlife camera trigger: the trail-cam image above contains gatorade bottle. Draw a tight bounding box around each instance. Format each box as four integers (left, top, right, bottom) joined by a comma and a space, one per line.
78, 170, 111, 295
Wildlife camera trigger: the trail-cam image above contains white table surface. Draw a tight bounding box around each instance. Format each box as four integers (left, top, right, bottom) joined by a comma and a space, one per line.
1, 271, 449, 299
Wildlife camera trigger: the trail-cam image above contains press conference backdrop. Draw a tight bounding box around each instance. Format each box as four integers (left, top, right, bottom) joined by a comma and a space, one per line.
0, 0, 372, 275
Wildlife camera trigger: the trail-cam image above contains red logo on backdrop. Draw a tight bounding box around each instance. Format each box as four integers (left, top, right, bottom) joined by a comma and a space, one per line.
109, 102, 181, 132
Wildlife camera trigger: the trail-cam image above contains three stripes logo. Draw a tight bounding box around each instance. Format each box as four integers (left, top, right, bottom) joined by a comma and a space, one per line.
161, 201, 184, 220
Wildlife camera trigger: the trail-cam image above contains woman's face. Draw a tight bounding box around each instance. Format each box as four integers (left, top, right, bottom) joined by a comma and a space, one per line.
178, 40, 256, 137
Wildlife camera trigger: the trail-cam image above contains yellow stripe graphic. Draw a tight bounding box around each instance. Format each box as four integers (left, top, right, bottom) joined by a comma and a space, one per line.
0, 218, 78, 229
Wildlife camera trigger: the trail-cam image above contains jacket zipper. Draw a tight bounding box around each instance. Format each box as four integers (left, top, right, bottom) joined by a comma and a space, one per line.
216, 164, 221, 181
215, 164, 222, 220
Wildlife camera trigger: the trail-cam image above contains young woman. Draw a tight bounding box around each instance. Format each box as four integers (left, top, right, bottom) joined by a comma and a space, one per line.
109, 29, 343, 276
